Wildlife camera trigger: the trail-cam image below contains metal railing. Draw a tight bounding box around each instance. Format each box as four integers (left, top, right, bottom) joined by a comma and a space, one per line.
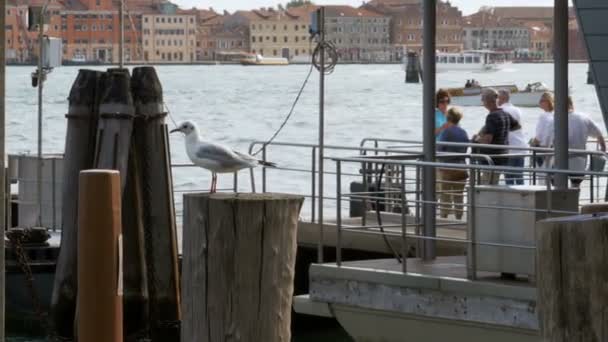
331, 155, 606, 280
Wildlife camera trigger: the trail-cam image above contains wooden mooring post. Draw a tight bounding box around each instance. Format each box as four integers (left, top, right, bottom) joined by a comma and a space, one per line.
182, 193, 303, 342
77, 170, 123, 342
132, 66, 181, 340
51, 69, 103, 337
537, 213, 608, 341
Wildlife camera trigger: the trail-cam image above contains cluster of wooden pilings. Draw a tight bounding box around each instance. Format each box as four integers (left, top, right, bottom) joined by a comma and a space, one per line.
51, 67, 181, 341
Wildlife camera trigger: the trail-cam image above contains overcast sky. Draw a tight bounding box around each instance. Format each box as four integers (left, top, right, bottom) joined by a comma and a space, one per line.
170, 0, 560, 15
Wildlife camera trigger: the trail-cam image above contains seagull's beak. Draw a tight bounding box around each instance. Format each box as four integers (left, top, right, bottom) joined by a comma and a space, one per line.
170, 127, 181, 134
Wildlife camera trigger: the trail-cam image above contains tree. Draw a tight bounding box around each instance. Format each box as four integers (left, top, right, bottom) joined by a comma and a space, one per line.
285, 0, 314, 9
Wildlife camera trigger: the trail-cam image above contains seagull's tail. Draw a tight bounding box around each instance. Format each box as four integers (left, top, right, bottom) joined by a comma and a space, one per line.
258, 160, 277, 168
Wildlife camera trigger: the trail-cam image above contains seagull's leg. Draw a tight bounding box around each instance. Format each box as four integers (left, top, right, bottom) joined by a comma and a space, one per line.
212, 173, 218, 193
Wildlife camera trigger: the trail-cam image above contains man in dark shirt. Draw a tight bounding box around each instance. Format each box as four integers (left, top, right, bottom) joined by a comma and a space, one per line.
472, 88, 515, 184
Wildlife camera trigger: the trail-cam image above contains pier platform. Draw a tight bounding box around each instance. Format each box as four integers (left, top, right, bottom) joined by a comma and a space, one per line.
296, 256, 540, 342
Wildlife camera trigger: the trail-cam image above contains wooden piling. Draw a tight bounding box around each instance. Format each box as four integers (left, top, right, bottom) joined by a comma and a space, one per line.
51, 69, 102, 338
121, 146, 149, 339
131, 67, 181, 340
94, 68, 135, 190
182, 193, 303, 342
536, 213, 608, 341
405, 52, 421, 84
77, 170, 123, 342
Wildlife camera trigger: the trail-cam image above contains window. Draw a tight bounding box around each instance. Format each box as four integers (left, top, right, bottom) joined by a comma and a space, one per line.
156, 18, 159, 23
295, 36, 299, 42
294, 25, 298, 31
295, 49, 299, 56
273, 50, 277, 56
284, 36, 288, 43
273, 36, 277, 42
252, 36, 256, 42
145, 17, 148, 23
179, 18, 183, 23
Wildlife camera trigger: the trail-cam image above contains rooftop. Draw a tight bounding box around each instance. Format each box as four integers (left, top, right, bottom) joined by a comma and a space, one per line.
324, 5, 386, 18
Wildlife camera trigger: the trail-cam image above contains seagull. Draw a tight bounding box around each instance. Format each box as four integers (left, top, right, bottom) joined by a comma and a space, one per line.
170, 120, 276, 193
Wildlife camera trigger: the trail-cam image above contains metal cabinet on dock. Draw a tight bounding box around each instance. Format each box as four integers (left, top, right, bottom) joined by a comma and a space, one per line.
9, 154, 64, 230
473, 185, 579, 278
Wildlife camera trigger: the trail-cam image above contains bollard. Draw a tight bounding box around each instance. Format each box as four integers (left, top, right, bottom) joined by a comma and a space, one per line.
536, 213, 608, 341
405, 52, 421, 84
51, 69, 103, 338
77, 170, 123, 342
132, 66, 181, 340
182, 193, 304, 342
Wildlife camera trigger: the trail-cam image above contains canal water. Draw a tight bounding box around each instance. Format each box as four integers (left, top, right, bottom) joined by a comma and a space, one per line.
4, 62, 600, 339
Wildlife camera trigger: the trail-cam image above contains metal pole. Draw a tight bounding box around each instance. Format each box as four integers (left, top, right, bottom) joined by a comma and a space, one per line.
317, 7, 326, 263
119, 0, 124, 68
554, 0, 569, 189
0, 0, 6, 336
422, 0, 437, 260
36, 6, 46, 227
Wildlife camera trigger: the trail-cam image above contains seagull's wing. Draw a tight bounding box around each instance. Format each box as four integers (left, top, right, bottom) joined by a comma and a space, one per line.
196, 143, 236, 160
234, 151, 277, 168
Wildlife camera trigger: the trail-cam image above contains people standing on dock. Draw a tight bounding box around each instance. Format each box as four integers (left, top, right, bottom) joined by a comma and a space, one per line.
530, 92, 555, 171
547, 96, 606, 188
435, 89, 451, 140
472, 88, 515, 185
498, 90, 526, 185
437, 107, 469, 220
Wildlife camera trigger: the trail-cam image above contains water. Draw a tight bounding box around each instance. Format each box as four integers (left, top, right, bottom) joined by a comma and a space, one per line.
5, 63, 600, 340
7, 63, 601, 217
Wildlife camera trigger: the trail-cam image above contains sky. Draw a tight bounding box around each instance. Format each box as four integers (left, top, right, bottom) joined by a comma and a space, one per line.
170, 0, 558, 15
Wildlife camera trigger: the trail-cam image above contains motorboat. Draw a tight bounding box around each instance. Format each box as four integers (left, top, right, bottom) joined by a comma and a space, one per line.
447, 82, 550, 107
240, 54, 289, 66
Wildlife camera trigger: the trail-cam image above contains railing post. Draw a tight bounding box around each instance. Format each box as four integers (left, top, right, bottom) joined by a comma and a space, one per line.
311, 147, 316, 223
336, 161, 342, 267
362, 162, 368, 227
401, 165, 407, 274
467, 170, 477, 280
262, 146, 267, 193
415, 164, 422, 258
233, 172, 238, 193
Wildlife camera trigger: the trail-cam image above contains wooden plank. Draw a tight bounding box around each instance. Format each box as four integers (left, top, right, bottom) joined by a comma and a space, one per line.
182, 193, 303, 342
51, 69, 103, 338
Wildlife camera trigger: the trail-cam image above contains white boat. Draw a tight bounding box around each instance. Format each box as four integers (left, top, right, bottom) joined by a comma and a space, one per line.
70, 54, 86, 63
240, 54, 289, 66
448, 82, 550, 107
433, 50, 508, 72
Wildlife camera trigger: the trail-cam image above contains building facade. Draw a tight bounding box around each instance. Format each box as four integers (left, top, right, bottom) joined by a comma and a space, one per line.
364, 0, 463, 60
324, 6, 391, 62
248, 7, 314, 60
462, 11, 530, 57
142, 12, 197, 63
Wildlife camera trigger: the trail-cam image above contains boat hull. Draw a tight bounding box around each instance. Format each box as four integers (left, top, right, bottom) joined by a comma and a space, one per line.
451, 91, 545, 107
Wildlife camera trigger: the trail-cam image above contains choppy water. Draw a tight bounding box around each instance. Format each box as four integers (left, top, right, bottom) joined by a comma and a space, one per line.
5, 62, 601, 340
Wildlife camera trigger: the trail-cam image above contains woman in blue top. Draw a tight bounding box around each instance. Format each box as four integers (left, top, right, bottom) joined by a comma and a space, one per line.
435, 89, 451, 140
437, 107, 469, 220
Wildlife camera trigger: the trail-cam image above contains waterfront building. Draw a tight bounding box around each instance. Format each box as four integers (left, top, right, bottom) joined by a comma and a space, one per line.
141, 7, 197, 63
6, 0, 64, 63
248, 6, 315, 60
363, 0, 463, 61
525, 21, 553, 60
196, 11, 251, 61
462, 10, 530, 59
324, 5, 391, 63
61, 0, 145, 63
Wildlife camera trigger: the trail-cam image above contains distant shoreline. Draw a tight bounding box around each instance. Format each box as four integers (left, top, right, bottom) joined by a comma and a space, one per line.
5, 60, 589, 67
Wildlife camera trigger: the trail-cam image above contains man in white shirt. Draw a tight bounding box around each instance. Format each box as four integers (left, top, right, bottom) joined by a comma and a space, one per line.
547, 96, 606, 187
498, 90, 527, 185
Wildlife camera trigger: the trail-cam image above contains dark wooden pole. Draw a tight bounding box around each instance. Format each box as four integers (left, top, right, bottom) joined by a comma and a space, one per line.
51, 69, 102, 338
121, 145, 149, 339
131, 66, 181, 340
182, 193, 303, 342
537, 214, 608, 341
94, 68, 135, 189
